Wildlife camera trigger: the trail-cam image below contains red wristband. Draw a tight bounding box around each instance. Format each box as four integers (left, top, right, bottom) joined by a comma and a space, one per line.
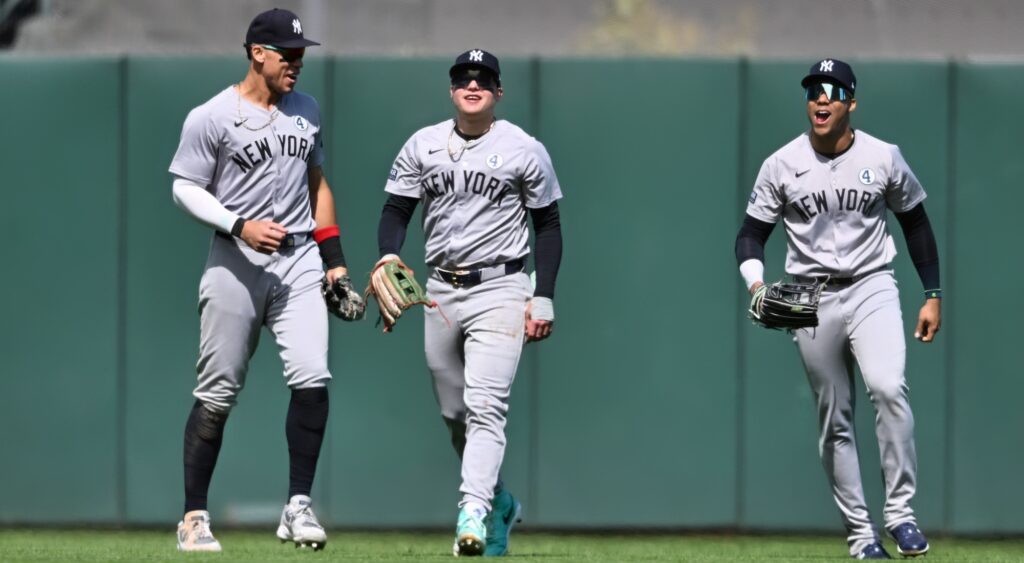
313, 225, 340, 243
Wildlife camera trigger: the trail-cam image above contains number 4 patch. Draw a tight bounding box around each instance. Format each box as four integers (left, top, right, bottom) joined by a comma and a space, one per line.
486, 153, 503, 169
859, 167, 876, 185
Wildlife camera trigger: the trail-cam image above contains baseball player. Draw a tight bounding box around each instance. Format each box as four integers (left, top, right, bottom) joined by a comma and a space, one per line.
168, 8, 358, 552
735, 59, 941, 560
374, 49, 563, 556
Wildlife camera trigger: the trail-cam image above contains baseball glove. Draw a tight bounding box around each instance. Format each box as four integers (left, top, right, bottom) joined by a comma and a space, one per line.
321, 275, 366, 321
365, 258, 436, 332
749, 279, 824, 330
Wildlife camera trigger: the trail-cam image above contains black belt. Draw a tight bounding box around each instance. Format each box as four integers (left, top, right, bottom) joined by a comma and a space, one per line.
434, 259, 525, 288
795, 266, 888, 288
216, 230, 311, 248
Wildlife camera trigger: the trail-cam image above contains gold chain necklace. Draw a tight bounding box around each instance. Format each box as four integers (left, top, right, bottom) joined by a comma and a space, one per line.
447, 120, 495, 162
235, 84, 279, 131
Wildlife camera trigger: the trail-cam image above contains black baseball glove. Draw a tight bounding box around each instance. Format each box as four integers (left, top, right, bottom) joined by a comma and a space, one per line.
748, 279, 823, 330
322, 275, 366, 321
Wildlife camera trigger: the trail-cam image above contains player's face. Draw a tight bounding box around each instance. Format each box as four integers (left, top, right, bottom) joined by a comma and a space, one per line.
450, 69, 502, 117
255, 44, 305, 95
805, 82, 856, 138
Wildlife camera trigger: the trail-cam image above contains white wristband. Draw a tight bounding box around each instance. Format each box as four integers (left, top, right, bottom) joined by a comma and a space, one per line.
739, 259, 765, 291
530, 296, 554, 321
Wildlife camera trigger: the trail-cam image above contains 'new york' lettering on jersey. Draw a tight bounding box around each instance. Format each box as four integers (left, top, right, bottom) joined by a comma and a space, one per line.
746, 130, 926, 278
169, 86, 325, 234
386, 119, 562, 270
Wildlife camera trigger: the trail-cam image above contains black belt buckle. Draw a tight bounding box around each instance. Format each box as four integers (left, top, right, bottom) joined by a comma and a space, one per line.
448, 270, 481, 288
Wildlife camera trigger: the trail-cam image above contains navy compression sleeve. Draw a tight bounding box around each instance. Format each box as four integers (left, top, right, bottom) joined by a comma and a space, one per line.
378, 194, 418, 257
530, 202, 563, 299
734, 214, 776, 265
894, 203, 941, 291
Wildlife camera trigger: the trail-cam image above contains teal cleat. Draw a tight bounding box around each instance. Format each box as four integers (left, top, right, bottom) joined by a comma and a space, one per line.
453, 505, 487, 557
483, 490, 522, 556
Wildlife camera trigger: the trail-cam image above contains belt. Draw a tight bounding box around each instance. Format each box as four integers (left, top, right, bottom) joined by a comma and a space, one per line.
217, 230, 311, 248
434, 258, 525, 289
795, 266, 888, 289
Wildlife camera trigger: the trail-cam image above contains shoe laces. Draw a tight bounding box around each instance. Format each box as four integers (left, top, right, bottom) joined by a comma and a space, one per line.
190, 518, 214, 540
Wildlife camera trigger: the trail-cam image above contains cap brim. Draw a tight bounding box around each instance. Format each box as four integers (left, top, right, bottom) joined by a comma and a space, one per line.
274, 38, 320, 47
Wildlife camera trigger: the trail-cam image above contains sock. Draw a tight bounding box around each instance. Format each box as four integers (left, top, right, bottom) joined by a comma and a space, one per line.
286, 386, 329, 499
183, 400, 229, 514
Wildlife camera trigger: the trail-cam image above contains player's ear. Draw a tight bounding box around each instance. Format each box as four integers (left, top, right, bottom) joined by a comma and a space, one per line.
250, 44, 267, 64
495, 87, 503, 101
849, 98, 857, 113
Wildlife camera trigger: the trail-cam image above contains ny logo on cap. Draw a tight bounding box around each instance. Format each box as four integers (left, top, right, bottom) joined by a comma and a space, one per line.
819, 60, 834, 72
469, 50, 484, 62
292, 18, 302, 34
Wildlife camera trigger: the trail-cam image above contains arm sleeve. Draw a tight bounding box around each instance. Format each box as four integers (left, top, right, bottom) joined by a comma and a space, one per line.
522, 139, 563, 209
171, 177, 240, 233
894, 203, 941, 290
378, 194, 418, 258
734, 213, 776, 265
529, 202, 563, 299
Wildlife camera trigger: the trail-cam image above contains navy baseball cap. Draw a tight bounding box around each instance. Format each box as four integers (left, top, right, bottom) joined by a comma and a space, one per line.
801, 58, 856, 94
245, 8, 320, 48
450, 49, 501, 81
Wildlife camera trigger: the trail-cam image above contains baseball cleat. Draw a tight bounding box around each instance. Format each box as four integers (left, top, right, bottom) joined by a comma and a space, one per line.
277, 495, 327, 551
856, 542, 893, 560
889, 522, 929, 557
453, 505, 487, 557
483, 490, 522, 556
176, 510, 222, 552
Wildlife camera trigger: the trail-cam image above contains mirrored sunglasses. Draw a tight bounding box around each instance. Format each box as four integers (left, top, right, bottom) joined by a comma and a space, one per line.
805, 82, 852, 102
451, 68, 498, 92
263, 45, 305, 63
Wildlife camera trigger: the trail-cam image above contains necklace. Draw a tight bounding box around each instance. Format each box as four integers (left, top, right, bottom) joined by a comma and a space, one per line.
447, 120, 495, 162
235, 84, 279, 131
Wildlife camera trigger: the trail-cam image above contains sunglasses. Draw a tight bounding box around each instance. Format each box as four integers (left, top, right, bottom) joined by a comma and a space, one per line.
805, 82, 852, 102
262, 44, 305, 63
451, 68, 499, 92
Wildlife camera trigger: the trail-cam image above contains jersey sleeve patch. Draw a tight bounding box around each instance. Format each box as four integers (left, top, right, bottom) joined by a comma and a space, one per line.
388, 166, 398, 181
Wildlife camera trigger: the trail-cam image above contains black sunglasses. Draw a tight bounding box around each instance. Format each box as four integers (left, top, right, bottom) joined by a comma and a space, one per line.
263, 44, 305, 63
451, 68, 499, 92
805, 82, 852, 102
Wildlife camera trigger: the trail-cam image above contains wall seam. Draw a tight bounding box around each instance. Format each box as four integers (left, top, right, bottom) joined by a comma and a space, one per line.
733, 57, 750, 530
942, 58, 957, 535
526, 54, 542, 523
116, 55, 129, 524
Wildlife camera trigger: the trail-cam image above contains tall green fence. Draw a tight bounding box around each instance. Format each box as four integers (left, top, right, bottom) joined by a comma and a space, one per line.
1, 57, 1020, 534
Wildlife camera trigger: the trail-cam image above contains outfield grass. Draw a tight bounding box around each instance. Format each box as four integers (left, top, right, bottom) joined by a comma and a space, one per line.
2, 530, 1023, 562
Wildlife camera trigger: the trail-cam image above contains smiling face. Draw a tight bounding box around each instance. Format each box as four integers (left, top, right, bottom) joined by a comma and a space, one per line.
450, 67, 502, 119
251, 44, 305, 96
805, 81, 856, 140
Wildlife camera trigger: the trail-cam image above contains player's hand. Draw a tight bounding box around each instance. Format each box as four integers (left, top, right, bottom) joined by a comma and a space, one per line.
375, 253, 413, 274
524, 299, 554, 343
749, 280, 764, 295
914, 298, 941, 343
325, 266, 349, 285
239, 220, 287, 254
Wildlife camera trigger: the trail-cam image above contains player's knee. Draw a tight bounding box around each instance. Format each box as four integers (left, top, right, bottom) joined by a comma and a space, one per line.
463, 391, 509, 423
192, 400, 229, 441
867, 377, 909, 405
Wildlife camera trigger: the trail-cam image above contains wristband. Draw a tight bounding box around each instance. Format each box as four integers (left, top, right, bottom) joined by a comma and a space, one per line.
230, 217, 246, 237
314, 226, 347, 269
924, 289, 942, 300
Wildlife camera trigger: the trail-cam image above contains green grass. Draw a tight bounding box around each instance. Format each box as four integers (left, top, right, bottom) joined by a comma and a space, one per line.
2, 530, 1023, 562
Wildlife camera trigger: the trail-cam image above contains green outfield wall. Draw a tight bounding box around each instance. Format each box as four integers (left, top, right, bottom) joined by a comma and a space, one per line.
1, 57, 1020, 533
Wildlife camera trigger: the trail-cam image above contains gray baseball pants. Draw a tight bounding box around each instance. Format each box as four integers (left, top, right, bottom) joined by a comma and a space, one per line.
793, 270, 918, 557
424, 272, 531, 511
193, 234, 331, 412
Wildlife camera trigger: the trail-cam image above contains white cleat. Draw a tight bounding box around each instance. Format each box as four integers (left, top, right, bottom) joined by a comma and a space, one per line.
276, 494, 327, 551
176, 510, 222, 552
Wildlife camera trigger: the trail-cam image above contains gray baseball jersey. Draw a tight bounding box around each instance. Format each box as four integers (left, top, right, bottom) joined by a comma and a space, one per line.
170, 86, 324, 233
169, 86, 330, 411
385, 119, 562, 270
746, 130, 926, 277
745, 129, 927, 556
